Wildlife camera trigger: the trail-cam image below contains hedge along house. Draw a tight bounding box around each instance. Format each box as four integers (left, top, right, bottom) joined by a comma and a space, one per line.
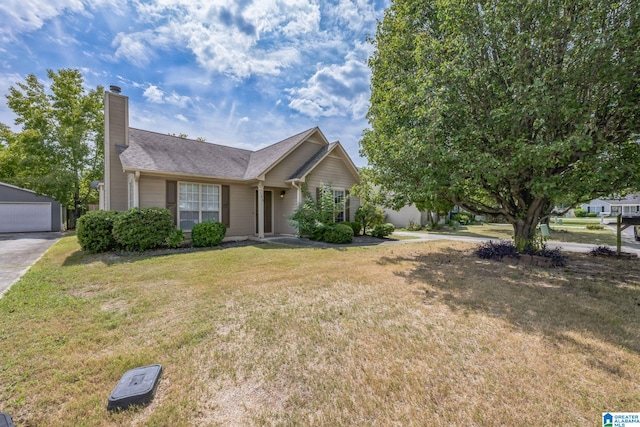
101, 86, 360, 239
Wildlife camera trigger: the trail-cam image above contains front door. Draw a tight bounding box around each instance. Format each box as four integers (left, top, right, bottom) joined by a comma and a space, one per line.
256, 190, 273, 234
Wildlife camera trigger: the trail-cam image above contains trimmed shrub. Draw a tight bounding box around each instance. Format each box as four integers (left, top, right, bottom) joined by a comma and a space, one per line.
586, 224, 603, 230
323, 223, 354, 244
309, 223, 327, 241
76, 210, 120, 253
166, 228, 185, 249
587, 212, 598, 217
191, 221, 226, 247
345, 221, 362, 236
112, 207, 174, 252
574, 208, 587, 217
371, 223, 395, 238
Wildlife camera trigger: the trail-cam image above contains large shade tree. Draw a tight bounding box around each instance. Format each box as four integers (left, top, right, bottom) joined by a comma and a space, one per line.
361, 0, 640, 248
0, 69, 104, 222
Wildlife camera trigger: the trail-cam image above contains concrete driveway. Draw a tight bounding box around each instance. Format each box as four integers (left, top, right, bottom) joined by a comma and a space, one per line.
0, 232, 62, 298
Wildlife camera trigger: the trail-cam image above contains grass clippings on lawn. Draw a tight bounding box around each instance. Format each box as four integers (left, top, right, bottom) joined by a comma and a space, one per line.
1, 236, 640, 426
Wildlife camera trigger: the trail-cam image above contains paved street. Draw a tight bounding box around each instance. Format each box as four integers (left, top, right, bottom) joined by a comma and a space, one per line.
0, 232, 62, 297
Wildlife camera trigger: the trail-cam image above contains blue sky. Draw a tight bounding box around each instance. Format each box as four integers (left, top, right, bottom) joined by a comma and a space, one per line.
0, 0, 390, 167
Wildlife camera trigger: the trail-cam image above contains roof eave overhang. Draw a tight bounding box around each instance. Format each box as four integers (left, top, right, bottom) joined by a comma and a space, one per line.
121, 167, 255, 183
255, 127, 328, 178
290, 143, 360, 183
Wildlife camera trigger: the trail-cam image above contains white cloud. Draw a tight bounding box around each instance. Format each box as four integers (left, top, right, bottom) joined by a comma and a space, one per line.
112, 32, 155, 68
0, 0, 83, 41
143, 84, 192, 108
143, 85, 164, 103
0, 0, 128, 43
175, 113, 188, 122
327, 0, 379, 32
287, 57, 371, 119
106, 0, 322, 78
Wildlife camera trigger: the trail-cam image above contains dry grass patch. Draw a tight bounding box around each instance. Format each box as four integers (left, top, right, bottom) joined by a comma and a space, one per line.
1, 237, 640, 425
430, 223, 618, 245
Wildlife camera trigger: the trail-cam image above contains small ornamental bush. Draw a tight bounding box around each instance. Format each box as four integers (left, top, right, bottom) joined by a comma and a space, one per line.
574, 208, 587, 217
345, 221, 362, 236
586, 224, 603, 230
406, 220, 422, 231
166, 228, 185, 249
355, 204, 385, 234
474, 240, 567, 267
587, 212, 598, 217
323, 223, 354, 244
371, 223, 395, 238
191, 221, 226, 247
588, 245, 617, 257
529, 246, 568, 267
76, 210, 120, 253
310, 223, 328, 241
112, 207, 174, 252
474, 240, 519, 260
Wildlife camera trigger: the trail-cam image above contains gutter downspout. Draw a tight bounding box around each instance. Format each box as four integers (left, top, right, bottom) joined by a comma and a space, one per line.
291, 180, 302, 207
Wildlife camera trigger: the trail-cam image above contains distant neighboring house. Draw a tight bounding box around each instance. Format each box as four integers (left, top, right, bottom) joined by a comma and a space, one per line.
384, 205, 426, 228
0, 182, 62, 233
580, 194, 640, 216
101, 87, 360, 239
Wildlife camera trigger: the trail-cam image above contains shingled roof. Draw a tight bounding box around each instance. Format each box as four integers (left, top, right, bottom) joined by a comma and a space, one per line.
119, 127, 323, 180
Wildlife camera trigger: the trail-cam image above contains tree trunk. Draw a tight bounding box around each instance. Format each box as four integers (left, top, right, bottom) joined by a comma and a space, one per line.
510, 197, 551, 252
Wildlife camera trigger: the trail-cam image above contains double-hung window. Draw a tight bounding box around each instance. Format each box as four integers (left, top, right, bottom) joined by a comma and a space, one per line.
333, 189, 346, 222
179, 183, 220, 230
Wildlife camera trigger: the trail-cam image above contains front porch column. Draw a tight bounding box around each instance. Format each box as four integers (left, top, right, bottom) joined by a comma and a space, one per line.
258, 182, 265, 239
134, 171, 140, 208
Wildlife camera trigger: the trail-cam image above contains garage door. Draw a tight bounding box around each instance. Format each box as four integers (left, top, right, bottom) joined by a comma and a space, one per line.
0, 203, 51, 233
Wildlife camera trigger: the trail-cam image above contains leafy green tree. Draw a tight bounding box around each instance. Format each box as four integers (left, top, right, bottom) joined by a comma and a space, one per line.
361, 0, 640, 250
0, 69, 104, 221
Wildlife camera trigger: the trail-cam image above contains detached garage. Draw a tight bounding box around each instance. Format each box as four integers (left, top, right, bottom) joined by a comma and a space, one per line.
0, 182, 62, 233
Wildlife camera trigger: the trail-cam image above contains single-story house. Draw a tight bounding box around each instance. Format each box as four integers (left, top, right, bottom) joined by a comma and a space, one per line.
384, 205, 428, 228
579, 194, 640, 216
101, 87, 360, 239
0, 182, 62, 233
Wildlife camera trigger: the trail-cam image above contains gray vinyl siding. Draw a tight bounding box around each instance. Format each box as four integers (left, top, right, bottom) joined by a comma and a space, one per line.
263, 139, 325, 187
106, 93, 129, 211
228, 185, 255, 236
306, 155, 360, 222
139, 176, 165, 208
136, 175, 256, 237
274, 189, 298, 234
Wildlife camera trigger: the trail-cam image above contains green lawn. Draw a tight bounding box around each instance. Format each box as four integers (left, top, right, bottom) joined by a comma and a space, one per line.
2, 236, 640, 425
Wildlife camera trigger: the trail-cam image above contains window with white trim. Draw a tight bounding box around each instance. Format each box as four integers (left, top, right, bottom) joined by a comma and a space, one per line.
178, 183, 220, 230
333, 189, 346, 222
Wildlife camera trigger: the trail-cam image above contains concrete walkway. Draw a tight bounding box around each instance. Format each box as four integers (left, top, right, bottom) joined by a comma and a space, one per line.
0, 232, 62, 298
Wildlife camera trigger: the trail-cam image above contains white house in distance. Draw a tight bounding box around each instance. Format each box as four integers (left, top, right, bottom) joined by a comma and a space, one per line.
580, 194, 640, 216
